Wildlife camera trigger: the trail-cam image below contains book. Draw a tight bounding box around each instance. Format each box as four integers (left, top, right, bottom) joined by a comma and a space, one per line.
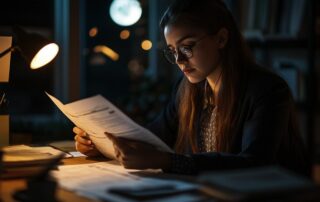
198, 166, 319, 201
1, 145, 67, 179
2, 145, 67, 167
46, 92, 173, 160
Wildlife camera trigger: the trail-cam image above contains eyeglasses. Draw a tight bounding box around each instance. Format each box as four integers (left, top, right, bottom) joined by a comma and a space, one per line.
163, 35, 209, 64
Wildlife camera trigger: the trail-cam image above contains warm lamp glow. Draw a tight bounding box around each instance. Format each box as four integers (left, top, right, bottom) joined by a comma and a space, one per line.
0, 26, 60, 70
141, 40, 152, 51
30, 43, 59, 69
94, 45, 119, 61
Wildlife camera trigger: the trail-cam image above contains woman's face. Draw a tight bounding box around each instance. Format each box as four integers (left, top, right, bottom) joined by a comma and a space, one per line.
164, 24, 223, 83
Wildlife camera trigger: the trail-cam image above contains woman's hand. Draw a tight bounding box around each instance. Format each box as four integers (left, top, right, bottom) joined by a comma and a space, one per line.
73, 127, 101, 157
105, 132, 171, 170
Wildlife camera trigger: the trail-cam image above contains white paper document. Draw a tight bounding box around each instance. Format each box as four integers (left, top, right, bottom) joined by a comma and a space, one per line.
46, 93, 173, 159
2, 144, 69, 166
52, 161, 198, 202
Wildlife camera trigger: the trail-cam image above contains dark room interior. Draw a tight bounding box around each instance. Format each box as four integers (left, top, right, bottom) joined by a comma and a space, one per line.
1, 0, 320, 201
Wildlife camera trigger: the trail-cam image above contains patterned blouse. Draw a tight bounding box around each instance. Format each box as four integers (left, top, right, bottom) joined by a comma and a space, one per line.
167, 104, 217, 174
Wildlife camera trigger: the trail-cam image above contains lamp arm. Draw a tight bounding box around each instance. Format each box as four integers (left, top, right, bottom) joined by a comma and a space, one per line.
0, 45, 17, 58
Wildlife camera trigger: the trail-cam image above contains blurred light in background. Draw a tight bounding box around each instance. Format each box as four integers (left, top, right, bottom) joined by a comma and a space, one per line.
89, 27, 98, 37
120, 29, 130, 40
109, 0, 142, 26
141, 40, 152, 51
94, 45, 119, 61
128, 59, 144, 77
89, 54, 106, 66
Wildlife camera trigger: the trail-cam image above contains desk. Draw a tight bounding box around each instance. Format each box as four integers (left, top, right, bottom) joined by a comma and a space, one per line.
2, 157, 320, 202
1, 157, 109, 202
1, 156, 199, 202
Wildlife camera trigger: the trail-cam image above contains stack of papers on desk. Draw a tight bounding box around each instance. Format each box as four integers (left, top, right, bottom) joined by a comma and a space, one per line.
52, 161, 201, 202
2, 145, 68, 166
46, 92, 173, 160
2, 145, 68, 179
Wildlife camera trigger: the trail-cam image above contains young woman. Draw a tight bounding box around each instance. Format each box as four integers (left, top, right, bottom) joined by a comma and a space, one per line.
73, 0, 308, 175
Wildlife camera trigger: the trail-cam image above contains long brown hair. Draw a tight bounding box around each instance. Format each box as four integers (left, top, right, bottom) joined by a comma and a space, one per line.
160, 0, 255, 153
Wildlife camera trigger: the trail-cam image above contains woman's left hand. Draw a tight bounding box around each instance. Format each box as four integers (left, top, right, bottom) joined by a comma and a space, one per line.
105, 132, 171, 170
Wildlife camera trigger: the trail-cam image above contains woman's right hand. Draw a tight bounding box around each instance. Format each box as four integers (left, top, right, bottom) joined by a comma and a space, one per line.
73, 127, 101, 157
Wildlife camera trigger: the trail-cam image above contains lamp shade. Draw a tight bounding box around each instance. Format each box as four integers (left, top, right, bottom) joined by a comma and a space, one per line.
13, 26, 59, 69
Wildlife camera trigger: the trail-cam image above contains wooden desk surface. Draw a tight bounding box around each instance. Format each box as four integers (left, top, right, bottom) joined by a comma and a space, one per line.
1, 156, 107, 202
2, 157, 320, 202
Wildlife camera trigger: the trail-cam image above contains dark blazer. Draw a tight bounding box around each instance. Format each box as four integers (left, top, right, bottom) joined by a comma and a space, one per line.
147, 66, 309, 175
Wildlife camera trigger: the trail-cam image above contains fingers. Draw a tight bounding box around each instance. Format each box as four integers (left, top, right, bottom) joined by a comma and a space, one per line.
73, 127, 89, 139
74, 134, 94, 155
73, 126, 97, 156
105, 132, 157, 169
105, 132, 130, 164
73, 127, 85, 135
74, 134, 92, 145
73, 127, 88, 139
75, 141, 100, 157
75, 140, 94, 152
73, 127, 92, 145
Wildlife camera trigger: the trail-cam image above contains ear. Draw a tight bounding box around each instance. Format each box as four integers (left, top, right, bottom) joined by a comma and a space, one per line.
216, 28, 228, 49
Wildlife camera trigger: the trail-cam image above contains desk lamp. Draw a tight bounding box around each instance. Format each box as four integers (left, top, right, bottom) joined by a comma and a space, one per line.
0, 26, 59, 69
0, 27, 59, 147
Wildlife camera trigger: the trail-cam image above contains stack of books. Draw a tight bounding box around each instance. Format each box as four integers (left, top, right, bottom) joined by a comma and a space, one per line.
1, 144, 68, 179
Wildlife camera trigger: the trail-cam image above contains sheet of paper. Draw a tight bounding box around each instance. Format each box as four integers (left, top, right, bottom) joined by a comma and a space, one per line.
46, 92, 173, 159
52, 161, 198, 202
2, 144, 69, 166
68, 151, 87, 157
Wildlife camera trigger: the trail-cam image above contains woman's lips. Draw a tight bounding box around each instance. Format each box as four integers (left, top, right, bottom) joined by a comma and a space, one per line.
182, 68, 195, 74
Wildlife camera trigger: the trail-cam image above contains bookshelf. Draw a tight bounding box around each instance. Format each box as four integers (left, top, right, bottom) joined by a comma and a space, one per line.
225, 0, 308, 39
226, 0, 318, 166
247, 38, 308, 49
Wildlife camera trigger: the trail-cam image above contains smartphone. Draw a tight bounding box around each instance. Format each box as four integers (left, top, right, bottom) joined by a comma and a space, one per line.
108, 184, 191, 200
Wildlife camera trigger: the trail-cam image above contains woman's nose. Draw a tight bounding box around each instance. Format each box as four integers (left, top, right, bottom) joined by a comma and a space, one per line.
175, 51, 188, 64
